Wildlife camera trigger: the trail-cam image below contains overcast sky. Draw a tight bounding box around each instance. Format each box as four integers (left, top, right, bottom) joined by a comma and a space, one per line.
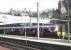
0, 0, 59, 12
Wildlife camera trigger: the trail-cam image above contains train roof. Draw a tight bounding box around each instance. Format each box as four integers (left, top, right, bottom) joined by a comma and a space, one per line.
0, 25, 56, 29
0, 14, 51, 25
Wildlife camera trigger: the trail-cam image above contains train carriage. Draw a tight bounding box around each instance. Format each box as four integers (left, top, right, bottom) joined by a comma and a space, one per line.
0, 14, 58, 38
0, 23, 58, 38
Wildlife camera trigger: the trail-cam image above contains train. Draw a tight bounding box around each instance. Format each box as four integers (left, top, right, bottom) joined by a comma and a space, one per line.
0, 23, 58, 38
0, 14, 58, 38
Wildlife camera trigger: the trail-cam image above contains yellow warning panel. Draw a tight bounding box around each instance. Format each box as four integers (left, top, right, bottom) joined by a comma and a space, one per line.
62, 32, 65, 36
57, 32, 61, 36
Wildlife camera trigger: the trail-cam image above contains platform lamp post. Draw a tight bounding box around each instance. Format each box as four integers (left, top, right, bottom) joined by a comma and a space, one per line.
68, 19, 70, 43
37, 2, 40, 39
21, 8, 27, 38
23, 15, 27, 38
25, 17, 27, 38
3, 16, 6, 35
68, 0, 70, 43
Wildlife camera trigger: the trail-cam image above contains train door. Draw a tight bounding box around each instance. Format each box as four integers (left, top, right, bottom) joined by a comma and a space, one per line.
28, 28, 36, 36
57, 25, 65, 39
39, 27, 44, 37
26, 28, 30, 36
20, 28, 25, 35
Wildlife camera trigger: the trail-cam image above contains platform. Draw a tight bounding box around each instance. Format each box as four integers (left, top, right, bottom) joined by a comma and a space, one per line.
0, 34, 71, 47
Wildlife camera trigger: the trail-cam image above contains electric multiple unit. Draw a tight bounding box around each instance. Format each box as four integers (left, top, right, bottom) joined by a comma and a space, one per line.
0, 14, 58, 38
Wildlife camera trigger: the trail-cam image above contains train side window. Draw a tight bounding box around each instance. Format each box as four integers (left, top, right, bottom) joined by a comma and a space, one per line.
8, 29, 10, 32
11, 29, 13, 31
6, 29, 8, 32
13, 29, 15, 31
10, 29, 11, 31
7, 29, 9, 32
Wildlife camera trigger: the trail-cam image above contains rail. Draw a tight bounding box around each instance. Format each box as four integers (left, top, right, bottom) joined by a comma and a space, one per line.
0, 37, 70, 50
0, 39, 40, 50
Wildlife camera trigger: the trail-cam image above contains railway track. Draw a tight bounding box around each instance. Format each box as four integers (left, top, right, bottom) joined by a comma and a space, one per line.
0, 37, 70, 50
0, 38, 40, 50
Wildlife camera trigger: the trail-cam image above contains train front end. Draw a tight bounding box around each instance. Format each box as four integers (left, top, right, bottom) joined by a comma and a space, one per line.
44, 24, 58, 38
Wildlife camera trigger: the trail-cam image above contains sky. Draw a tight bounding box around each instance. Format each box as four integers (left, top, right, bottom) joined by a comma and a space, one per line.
0, 0, 59, 12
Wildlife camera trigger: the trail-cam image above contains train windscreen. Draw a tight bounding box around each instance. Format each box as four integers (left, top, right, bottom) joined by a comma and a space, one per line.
47, 25, 55, 32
